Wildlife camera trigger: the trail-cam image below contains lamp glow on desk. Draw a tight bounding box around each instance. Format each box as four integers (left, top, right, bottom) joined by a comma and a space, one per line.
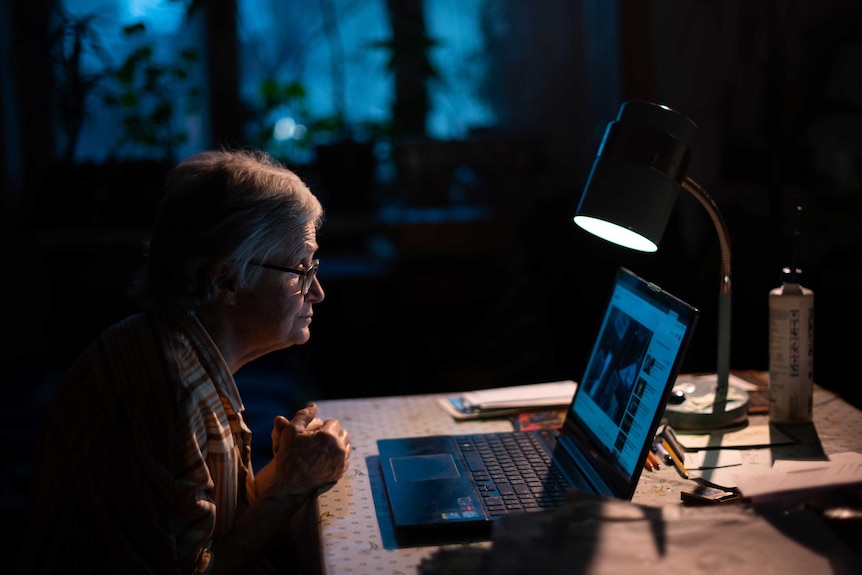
573, 100, 748, 430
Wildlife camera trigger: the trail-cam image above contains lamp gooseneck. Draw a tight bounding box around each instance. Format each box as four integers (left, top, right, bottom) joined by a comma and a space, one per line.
682, 177, 731, 401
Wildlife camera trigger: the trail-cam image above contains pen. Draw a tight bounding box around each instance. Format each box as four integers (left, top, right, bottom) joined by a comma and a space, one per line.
662, 438, 689, 479
652, 440, 671, 464
661, 425, 685, 463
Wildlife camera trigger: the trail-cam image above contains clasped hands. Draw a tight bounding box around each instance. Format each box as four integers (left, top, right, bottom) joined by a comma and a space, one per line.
270, 403, 351, 498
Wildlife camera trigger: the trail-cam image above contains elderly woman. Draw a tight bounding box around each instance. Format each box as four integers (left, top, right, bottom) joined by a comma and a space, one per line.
17, 150, 351, 574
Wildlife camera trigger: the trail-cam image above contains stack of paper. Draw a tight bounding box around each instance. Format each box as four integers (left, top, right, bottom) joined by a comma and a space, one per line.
437, 380, 577, 420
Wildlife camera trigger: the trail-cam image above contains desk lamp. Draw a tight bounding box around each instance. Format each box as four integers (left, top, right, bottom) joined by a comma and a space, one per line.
573, 100, 748, 430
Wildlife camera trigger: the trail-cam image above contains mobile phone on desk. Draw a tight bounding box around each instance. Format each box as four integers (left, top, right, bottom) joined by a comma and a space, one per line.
681, 485, 742, 506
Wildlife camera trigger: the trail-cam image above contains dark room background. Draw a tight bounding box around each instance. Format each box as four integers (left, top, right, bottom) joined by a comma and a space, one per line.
3, 0, 862, 525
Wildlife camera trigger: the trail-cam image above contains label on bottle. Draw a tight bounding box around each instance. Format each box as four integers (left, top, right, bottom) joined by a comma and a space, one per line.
768, 285, 814, 423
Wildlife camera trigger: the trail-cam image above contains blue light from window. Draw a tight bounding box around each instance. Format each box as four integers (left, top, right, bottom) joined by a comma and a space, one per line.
273, 117, 307, 142
123, 0, 184, 33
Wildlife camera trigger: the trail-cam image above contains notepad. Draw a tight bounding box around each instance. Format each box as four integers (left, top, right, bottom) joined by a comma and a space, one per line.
437, 380, 577, 420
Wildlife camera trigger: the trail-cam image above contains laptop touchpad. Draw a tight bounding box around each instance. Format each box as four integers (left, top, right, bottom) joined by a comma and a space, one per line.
389, 454, 461, 481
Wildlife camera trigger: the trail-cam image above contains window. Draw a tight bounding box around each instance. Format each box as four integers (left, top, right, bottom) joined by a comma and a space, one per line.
237, 0, 392, 165
57, 0, 206, 162
237, 0, 495, 165
56, 0, 495, 165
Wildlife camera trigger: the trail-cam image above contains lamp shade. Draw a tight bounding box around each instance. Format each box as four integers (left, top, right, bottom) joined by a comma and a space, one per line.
574, 101, 698, 252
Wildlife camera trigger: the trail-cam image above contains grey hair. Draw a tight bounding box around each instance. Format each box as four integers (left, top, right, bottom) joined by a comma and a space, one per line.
129, 149, 324, 311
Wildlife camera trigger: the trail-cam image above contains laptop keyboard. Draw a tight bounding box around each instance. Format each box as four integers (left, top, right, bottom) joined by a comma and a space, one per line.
455, 432, 569, 516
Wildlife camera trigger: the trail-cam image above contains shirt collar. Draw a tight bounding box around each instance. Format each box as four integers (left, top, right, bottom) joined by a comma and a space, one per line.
177, 310, 246, 415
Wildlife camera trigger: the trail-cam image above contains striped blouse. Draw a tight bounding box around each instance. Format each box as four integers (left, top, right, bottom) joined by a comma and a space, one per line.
18, 310, 253, 574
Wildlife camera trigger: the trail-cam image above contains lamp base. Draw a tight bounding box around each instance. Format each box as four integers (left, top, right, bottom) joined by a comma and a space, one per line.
664, 374, 749, 431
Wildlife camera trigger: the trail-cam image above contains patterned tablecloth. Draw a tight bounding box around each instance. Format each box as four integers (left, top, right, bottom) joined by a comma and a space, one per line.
310, 382, 861, 574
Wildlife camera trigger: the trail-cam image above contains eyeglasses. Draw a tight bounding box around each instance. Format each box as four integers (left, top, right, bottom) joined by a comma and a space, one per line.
250, 259, 320, 295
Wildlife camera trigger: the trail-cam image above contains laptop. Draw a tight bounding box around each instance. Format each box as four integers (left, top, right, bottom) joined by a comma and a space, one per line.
376, 266, 699, 529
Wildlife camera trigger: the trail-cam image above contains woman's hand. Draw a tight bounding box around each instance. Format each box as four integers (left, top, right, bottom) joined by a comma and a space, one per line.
270, 403, 351, 498
272, 404, 323, 455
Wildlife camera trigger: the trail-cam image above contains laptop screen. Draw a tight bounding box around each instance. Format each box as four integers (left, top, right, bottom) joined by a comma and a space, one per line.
564, 267, 698, 492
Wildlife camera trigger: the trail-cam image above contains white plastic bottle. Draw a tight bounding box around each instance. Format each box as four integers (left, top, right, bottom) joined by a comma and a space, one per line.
768, 267, 814, 423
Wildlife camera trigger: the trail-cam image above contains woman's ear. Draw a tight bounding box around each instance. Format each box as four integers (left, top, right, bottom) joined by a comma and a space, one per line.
210, 263, 239, 305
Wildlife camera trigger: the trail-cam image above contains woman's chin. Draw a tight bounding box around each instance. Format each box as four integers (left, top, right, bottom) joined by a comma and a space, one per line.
287, 329, 312, 347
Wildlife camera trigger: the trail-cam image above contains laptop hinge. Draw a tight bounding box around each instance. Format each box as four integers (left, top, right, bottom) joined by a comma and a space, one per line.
557, 435, 615, 497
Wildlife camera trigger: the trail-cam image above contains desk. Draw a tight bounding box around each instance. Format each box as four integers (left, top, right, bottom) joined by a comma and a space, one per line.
309, 381, 862, 574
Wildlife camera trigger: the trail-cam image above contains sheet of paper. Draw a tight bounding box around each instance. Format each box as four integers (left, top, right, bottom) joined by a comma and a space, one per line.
461, 380, 576, 409
774, 451, 862, 466
686, 449, 742, 470
675, 423, 795, 449
699, 451, 862, 507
